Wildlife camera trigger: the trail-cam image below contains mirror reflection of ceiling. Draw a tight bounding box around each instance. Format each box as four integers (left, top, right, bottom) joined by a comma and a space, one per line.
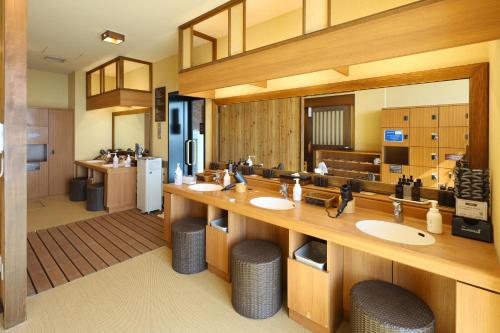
28, 0, 228, 73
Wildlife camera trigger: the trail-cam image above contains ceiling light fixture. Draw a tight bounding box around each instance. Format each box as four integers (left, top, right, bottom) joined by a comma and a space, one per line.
44, 55, 66, 63
101, 30, 125, 45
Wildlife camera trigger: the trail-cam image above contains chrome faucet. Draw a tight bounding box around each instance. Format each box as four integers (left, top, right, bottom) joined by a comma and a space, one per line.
279, 183, 289, 199
393, 201, 403, 223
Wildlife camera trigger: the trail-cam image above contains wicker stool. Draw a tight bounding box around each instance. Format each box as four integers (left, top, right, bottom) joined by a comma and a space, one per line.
171, 217, 207, 274
86, 183, 104, 211
70, 177, 87, 201
351, 280, 435, 333
231, 239, 282, 319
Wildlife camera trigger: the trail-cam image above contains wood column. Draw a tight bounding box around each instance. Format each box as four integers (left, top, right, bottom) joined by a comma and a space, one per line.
1, 0, 28, 328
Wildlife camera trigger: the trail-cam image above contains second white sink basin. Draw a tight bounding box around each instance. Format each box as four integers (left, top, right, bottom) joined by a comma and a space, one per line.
188, 183, 223, 192
250, 197, 295, 210
356, 220, 435, 246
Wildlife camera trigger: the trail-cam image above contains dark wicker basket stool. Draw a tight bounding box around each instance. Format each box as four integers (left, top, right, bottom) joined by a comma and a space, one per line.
70, 177, 87, 201
351, 280, 435, 333
171, 217, 207, 274
86, 183, 104, 211
231, 239, 282, 319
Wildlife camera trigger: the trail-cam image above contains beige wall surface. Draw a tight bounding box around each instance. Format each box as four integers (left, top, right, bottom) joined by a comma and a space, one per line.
28, 69, 69, 109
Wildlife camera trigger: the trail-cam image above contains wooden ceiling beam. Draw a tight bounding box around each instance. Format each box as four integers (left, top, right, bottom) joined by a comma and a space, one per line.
248, 80, 268, 88
332, 66, 349, 77
179, 0, 500, 95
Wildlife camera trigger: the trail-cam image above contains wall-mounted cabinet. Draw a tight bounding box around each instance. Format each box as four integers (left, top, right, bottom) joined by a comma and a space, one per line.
86, 56, 152, 111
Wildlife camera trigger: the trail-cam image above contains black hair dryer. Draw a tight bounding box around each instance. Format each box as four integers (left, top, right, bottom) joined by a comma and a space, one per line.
335, 184, 353, 218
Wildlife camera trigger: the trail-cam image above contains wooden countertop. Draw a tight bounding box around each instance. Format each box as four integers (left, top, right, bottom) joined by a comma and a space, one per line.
75, 160, 136, 174
164, 183, 500, 293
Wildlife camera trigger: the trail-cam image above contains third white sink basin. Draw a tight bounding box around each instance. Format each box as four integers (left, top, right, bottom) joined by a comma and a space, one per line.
250, 197, 295, 211
188, 183, 223, 192
356, 220, 435, 246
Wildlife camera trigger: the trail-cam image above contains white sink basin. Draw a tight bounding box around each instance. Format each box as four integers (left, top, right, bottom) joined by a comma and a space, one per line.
250, 197, 295, 211
356, 220, 435, 246
188, 183, 223, 192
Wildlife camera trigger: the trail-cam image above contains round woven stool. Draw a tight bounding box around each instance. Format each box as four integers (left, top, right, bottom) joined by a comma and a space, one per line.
351, 280, 435, 333
231, 239, 282, 319
171, 217, 207, 274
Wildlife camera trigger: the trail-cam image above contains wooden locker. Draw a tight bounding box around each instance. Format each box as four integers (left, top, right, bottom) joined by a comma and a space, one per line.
27, 126, 49, 144
410, 166, 439, 187
381, 108, 410, 128
409, 106, 439, 127
439, 148, 465, 169
381, 128, 409, 147
27, 108, 48, 127
439, 127, 469, 149
410, 127, 439, 148
410, 147, 438, 168
381, 163, 410, 184
438, 168, 455, 188
48, 109, 75, 195
439, 104, 469, 127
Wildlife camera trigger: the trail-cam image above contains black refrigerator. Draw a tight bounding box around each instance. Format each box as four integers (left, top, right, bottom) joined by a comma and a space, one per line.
168, 93, 205, 183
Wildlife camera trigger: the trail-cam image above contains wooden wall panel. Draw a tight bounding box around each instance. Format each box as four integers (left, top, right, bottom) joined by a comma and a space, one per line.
393, 263, 456, 333
342, 248, 393, 319
218, 97, 301, 170
27, 162, 49, 200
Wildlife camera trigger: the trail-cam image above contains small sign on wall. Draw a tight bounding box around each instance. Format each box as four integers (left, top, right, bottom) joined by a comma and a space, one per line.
384, 129, 404, 142
157, 123, 162, 139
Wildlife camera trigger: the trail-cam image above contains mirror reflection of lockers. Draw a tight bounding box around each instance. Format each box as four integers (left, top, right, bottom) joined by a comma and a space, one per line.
112, 108, 151, 151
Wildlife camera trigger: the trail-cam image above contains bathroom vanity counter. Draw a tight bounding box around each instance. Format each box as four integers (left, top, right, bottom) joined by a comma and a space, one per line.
163, 182, 500, 294
76, 160, 137, 213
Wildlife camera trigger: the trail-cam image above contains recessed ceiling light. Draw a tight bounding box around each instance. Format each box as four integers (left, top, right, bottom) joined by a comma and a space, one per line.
101, 30, 125, 45
44, 55, 66, 63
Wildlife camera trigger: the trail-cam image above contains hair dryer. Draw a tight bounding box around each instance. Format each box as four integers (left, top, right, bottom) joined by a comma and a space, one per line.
335, 184, 353, 218
222, 171, 247, 191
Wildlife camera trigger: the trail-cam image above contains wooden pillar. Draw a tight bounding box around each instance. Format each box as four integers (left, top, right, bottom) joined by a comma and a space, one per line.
0, 0, 28, 328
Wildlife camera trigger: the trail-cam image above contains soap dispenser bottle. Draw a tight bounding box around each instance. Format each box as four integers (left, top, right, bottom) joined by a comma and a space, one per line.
293, 178, 302, 202
112, 153, 119, 168
174, 163, 183, 186
246, 156, 253, 167
125, 154, 131, 168
223, 169, 231, 187
426, 200, 443, 234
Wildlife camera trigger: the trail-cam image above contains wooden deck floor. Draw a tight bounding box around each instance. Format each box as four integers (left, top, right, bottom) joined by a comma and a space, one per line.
27, 209, 165, 295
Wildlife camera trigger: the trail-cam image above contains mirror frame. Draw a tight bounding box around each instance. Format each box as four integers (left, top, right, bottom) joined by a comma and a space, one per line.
213, 63, 489, 195
112, 108, 151, 151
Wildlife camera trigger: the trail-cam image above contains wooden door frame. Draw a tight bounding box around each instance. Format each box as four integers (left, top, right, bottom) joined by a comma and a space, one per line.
1, 0, 28, 328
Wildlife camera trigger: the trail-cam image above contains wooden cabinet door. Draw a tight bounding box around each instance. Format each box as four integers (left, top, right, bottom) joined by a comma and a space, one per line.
410, 106, 439, 127
410, 147, 438, 168
439, 148, 465, 169
410, 127, 439, 148
439, 127, 469, 149
27, 161, 49, 199
288, 258, 330, 329
27, 126, 48, 144
456, 282, 500, 333
27, 108, 48, 127
206, 225, 228, 274
48, 109, 74, 195
410, 166, 439, 187
381, 108, 410, 128
439, 104, 469, 127
381, 164, 410, 184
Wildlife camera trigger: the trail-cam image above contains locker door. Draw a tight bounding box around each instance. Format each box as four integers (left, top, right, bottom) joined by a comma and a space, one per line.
381, 108, 410, 128
439, 127, 469, 149
439, 104, 469, 127
410, 107, 439, 127
410, 128, 439, 148
410, 147, 438, 168
48, 109, 74, 195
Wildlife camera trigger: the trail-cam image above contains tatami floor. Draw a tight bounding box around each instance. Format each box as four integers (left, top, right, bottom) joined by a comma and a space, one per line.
19, 197, 351, 332
28, 195, 108, 232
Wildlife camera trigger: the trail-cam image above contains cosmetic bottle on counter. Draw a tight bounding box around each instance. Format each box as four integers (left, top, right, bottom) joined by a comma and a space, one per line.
125, 154, 131, 168
223, 169, 230, 187
395, 179, 404, 199
293, 178, 302, 202
174, 163, 183, 186
112, 153, 119, 168
411, 179, 422, 202
427, 200, 443, 234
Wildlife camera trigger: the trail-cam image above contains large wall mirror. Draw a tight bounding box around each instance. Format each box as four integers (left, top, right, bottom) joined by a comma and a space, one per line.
112, 109, 151, 151
214, 63, 488, 193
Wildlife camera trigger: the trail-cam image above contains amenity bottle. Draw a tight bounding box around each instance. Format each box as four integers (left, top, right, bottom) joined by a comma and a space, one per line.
174, 163, 183, 186
223, 169, 231, 187
293, 178, 302, 202
426, 200, 443, 234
